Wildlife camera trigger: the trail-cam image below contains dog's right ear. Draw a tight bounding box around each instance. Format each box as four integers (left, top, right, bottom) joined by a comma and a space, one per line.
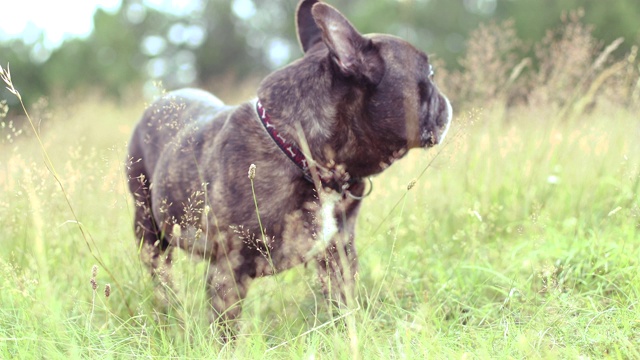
311, 3, 384, 85
296, 0, 323, 53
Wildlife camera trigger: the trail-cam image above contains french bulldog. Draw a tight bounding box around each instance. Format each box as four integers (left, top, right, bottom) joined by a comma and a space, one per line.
126, 0, 451, 328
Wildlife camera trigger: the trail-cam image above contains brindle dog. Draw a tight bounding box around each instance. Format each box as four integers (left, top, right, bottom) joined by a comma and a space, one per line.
127, 0, 451, 327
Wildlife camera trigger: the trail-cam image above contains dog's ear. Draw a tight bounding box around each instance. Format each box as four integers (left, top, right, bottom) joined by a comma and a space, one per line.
296, 0, 323, 53
311, 3, 383, 85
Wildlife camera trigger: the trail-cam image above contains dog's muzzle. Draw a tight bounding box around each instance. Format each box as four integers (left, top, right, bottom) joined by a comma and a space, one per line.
421, 92, 452, 147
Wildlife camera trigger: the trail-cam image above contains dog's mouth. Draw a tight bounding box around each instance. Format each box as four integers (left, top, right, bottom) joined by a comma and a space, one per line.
420, 92, 452, 147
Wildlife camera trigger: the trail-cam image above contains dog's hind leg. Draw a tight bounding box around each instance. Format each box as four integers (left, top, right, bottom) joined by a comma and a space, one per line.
127, 155, 175, 301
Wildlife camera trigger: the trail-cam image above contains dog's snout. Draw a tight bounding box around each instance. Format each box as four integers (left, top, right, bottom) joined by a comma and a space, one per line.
421, 90, 452, 147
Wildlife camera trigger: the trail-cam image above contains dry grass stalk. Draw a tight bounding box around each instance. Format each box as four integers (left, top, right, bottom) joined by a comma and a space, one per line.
444, 9, 637, 118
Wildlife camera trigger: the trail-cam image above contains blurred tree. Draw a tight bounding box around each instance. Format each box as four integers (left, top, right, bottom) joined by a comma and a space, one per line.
0, 40, 49, 108
0, 6, 145, 110
0, 0, 638, 112
496, 0, 640, 57
44, 8, 144, 99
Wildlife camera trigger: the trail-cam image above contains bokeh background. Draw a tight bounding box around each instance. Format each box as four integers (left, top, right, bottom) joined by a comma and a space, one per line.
1, 0, 639, 109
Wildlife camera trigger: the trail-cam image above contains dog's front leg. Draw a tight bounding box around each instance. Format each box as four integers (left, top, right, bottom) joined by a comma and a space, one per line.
314, 193, 363, 309
206, 257, 252, 331
316, 218, 359, 309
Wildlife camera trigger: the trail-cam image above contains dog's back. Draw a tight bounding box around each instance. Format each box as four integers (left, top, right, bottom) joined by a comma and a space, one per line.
129, 89, 227, 175
126, 89, 230, 256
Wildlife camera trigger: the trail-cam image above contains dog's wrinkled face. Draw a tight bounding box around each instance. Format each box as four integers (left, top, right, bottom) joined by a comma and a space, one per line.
296, 1, 452, 159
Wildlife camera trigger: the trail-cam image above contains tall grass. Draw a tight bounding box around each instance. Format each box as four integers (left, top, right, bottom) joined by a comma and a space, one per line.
1, 12, 639, 358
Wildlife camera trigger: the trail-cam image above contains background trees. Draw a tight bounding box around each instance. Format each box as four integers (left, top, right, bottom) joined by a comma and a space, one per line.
1, 0, 639, 109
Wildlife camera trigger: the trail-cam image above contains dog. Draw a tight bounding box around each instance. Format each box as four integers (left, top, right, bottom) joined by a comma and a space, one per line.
126, 0, 452, 327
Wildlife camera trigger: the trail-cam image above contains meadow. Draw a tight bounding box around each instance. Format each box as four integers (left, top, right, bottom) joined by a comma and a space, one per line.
1, 17, 639, 359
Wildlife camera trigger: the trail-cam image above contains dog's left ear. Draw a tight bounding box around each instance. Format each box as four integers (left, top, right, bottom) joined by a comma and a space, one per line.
296, 0, 323, 53
312, 3, 384, 85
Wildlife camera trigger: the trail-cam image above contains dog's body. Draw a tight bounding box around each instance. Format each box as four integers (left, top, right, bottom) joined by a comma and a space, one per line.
127, 0, 451, 324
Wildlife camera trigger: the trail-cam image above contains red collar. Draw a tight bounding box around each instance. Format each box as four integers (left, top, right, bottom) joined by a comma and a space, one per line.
256, 99, 314, 182
255, 99, 364, 195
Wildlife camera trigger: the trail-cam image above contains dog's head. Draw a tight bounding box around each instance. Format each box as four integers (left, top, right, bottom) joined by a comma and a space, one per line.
257, 0, 452, 178
296, 0, 452, 150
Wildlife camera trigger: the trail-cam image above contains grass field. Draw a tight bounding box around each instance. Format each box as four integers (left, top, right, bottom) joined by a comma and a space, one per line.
1, 92, 638, 358
1, 19, 640, 357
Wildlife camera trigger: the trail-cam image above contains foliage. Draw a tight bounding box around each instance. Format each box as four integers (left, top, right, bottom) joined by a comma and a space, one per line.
443, 10, 640, 121
1, 0, 639, 109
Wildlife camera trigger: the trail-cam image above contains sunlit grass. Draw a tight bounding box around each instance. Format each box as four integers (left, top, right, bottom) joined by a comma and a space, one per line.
0, 91, 638, 358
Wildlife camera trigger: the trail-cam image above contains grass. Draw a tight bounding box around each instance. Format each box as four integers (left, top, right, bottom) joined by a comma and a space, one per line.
1, 94, 638, 358
1, 16, 640, 358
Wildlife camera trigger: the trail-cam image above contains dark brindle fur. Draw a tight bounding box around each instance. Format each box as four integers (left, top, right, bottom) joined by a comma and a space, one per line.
127, 0, 451, 327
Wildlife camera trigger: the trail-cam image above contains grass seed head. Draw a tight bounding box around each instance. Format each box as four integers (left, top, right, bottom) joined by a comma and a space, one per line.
248, 163, 256, 180
0, 100, 7, 118
172, 223, 182, 237
104, 284, 111, 298
0, 63, 20, 99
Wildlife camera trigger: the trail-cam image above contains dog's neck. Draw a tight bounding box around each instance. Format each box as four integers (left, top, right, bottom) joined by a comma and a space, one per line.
256, 49, 408, 179
255, 99, 313, 180
255, 98, 364, 195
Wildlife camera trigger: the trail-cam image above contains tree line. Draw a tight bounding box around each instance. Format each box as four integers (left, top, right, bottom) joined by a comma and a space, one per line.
1, 0, 638, 109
